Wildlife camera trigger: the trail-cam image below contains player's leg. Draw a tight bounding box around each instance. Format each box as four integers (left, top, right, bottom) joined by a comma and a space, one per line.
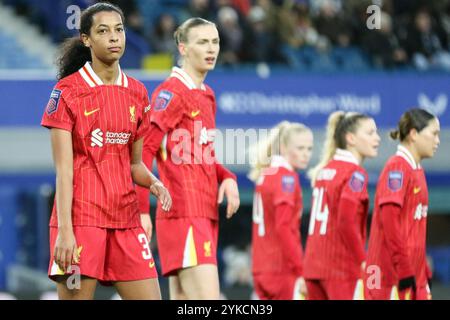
305, 279, 327, 300
55, 275, 98, 300
114, 279, 161, 300
415, 285, 432, 300
169, 275, 189, 300
157, 217, 220, 299
177, 264, 220, 299
104, 227, 160, 299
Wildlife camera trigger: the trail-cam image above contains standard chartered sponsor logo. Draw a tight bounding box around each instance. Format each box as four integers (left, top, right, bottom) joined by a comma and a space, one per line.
91, 128, 104, 147
105, 131, 131, 144
91, 129, 131, 147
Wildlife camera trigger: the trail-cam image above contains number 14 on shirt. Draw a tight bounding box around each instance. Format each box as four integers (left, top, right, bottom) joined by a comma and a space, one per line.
308, 187, 329, 235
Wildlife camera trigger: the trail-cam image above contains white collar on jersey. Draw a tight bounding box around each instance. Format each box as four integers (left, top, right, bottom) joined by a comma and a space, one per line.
270, 155, 294, 171
79, 62, 128, 88
396, 145, 421, 170
333, 148, 360, 165
169, 66, 206, 91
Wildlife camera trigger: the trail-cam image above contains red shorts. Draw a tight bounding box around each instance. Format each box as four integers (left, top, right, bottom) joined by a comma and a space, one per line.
365, 285, 432, 300
253, 273, 304, 300
306, 279, 363, 300
48, 226, 158, 285
156, 217, 218, 276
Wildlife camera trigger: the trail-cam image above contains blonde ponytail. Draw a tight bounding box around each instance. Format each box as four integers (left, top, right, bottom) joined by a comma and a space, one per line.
308, 111, 371, 186
248, 121, 310, 182
308, 111, 345, 185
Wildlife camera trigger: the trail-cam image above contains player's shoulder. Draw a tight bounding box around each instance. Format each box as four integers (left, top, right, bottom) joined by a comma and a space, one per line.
329, 159, 361, 176
150, 78, 188, 111
152, 78, 187, 101
348, 163, 368, 179
378, 155, 412, 191
383, 155, 412, 175
125, 75, 147, 93
54, 72, 82, 92
158, 76, 188, 94
270, 167, 298, 192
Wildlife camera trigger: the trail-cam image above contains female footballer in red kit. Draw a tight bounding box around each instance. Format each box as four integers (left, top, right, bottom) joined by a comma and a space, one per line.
135, 18, 240, 300
303, 111, 380, 300
365, 108, 440, 300
249, 121, 313, 300
41, 3, 171, 299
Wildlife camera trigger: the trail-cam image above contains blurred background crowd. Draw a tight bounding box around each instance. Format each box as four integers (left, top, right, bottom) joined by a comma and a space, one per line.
5, 0, 450, 71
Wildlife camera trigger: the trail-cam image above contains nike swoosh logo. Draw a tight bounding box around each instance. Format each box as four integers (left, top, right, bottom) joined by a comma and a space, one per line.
84, 108, 100, 116
149, 262, 155, 268
414, 187, 421, 194
191, 110, 200, 117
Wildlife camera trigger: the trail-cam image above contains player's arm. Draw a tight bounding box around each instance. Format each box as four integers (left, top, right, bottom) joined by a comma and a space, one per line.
338, 171, 368, 271
274, 202, 304, 275
274, 202, 308, 297
135, 89, 183, 215
379, 203, 416, 292
135, 123, 168, 214
216, 163, 240, 219
50, 128, 78, 272
131, 136, 171, 212
336, 197, 366, 269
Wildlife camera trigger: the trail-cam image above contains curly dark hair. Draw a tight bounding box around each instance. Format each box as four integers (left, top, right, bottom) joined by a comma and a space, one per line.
56, 2, 124, 80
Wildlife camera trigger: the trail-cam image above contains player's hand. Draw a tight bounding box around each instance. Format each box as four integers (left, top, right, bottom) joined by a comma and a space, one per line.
218, 178, 240, 219
295, 277, 308, 300
54, 227, 79, 273
140, 213, 153, 240
150, 180, 172, 212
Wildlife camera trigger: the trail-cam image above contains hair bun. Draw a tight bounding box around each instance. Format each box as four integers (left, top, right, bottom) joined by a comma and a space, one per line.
389, 130, 400, 140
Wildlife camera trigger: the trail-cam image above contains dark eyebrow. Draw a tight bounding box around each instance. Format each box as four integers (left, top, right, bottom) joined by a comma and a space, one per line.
96, 23, 123, 28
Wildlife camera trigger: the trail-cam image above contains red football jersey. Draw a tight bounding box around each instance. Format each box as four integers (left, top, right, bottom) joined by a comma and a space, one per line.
366, 145, 429, 287
251, 156, 303, 275
303, 149, 369, 280
41, 62, 151, 228
138, 67, 225, 221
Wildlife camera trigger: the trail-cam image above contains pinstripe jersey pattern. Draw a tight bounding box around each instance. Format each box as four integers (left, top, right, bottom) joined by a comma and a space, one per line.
41, 62, 151, 228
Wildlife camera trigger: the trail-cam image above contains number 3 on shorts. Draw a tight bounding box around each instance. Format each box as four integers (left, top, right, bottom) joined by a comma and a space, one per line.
138, 233, 152, 260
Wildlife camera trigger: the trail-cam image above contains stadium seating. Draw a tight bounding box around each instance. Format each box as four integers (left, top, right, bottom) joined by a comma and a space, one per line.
0, 31, 47, 69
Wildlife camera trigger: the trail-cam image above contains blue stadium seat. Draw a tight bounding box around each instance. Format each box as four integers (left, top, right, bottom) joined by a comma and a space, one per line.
331, 46, 371, 71
0, 31, 47, 69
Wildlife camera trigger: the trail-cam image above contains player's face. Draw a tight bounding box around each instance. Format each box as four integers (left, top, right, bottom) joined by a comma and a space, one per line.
285, 130, 314, 170
82, 11, 126, 64
181, 24, 220, 72
352, 118, 380, 159
416, 117, 440, 159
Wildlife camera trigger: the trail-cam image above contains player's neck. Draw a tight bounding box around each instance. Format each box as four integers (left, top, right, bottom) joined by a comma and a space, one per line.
400, 143, 421, 165
346, 148, 364, 165
90, 58, 119, 85
182, 65, 207, 89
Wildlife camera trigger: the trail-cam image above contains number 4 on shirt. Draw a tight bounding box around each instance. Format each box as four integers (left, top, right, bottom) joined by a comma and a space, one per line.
308, 187, 329, 235
253, 192, 265, 237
